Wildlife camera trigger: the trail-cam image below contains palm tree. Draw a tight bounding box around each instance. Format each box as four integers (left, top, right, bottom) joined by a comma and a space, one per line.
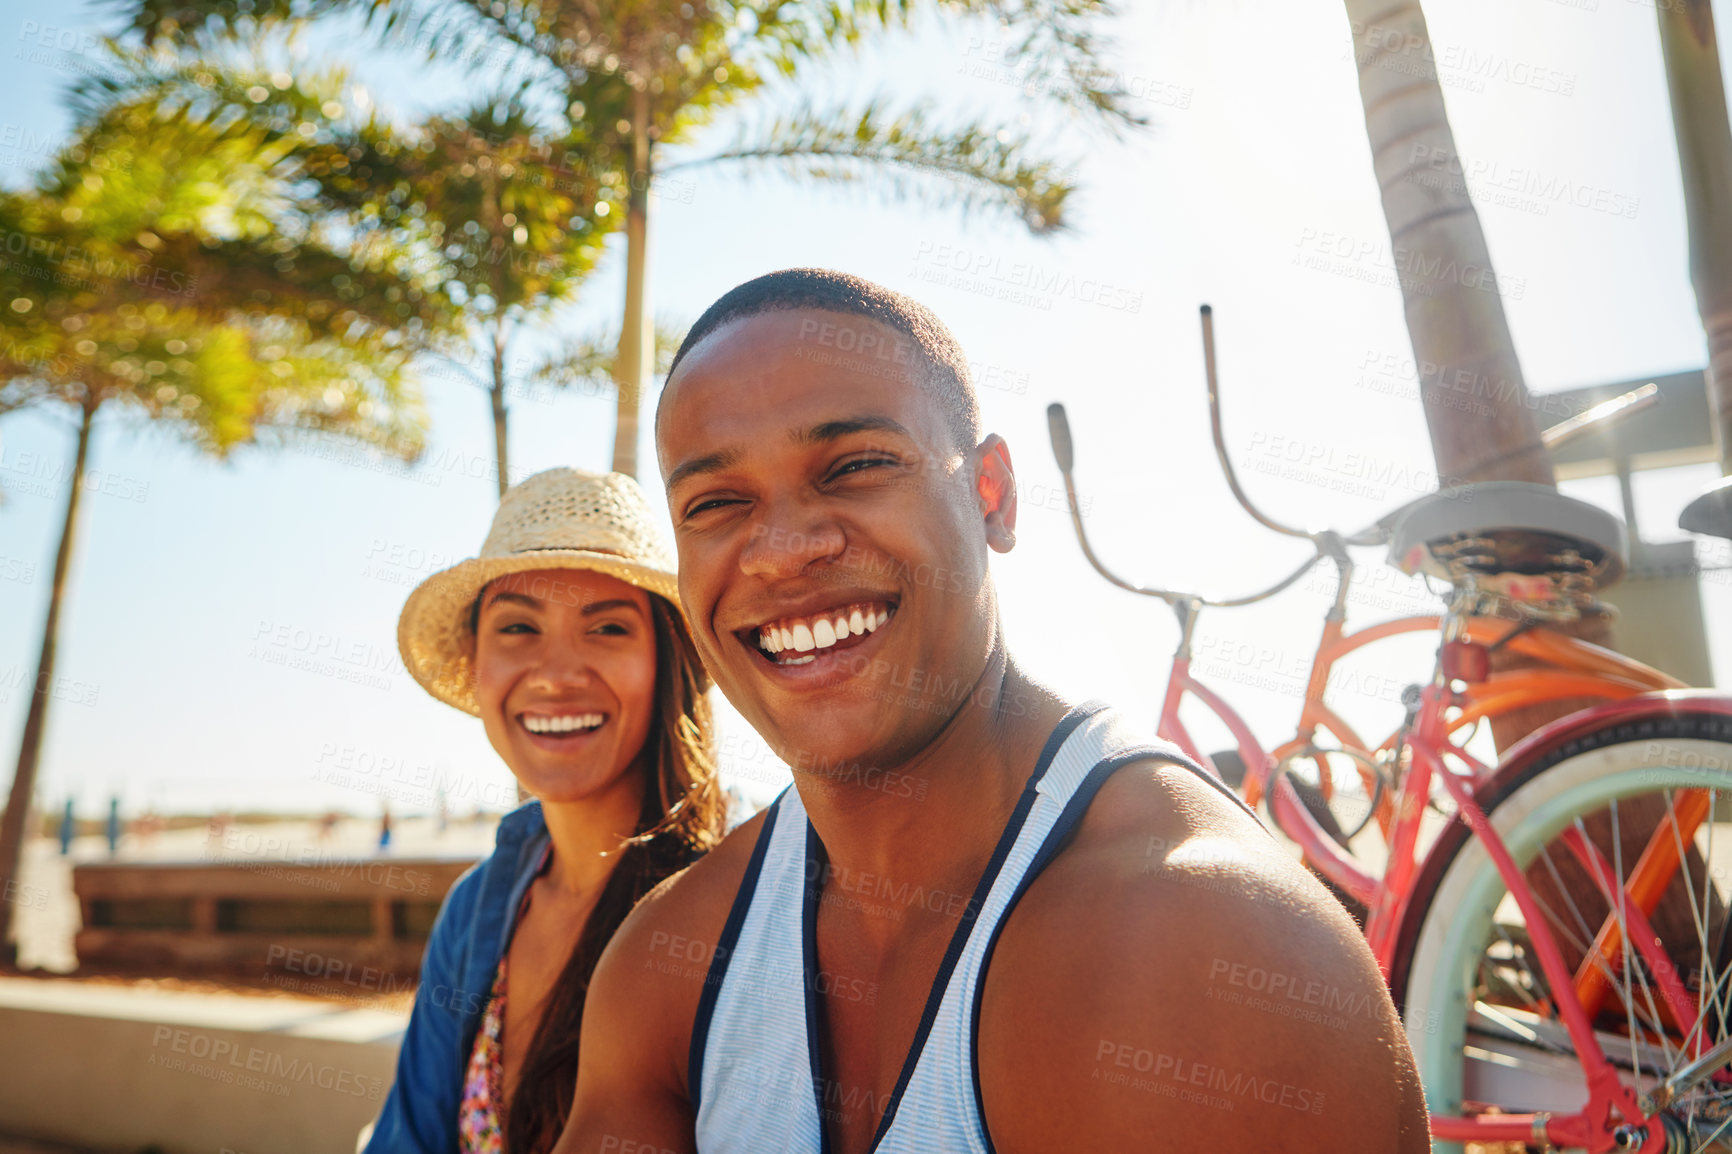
120, 0, 1145, 477
1656, 0, 1732, 477
0, 64, 456, 960
303, 94, 624, 497
1342, 0, 1552, 487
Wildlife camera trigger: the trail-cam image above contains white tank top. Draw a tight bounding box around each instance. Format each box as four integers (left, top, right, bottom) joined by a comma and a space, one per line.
688, 702, 1253, 1153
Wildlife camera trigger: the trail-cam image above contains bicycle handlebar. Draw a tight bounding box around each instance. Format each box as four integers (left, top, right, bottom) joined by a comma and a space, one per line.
1049, 304, 1661, 616
1046, 402, 1074, 474
1201, 305, 1318, 544
1047, 401, 1327, 609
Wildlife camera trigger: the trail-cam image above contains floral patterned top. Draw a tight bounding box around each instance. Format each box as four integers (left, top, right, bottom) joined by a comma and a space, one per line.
458, 841, 550, 1153
457, 956, 510, 1153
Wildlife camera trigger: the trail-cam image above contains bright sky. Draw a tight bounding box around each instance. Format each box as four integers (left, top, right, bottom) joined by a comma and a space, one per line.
0, 0, 1728, 820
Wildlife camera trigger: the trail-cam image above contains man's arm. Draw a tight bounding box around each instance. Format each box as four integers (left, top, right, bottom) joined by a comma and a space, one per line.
980, 761, 1428, 1153
552, 810, 769, 1154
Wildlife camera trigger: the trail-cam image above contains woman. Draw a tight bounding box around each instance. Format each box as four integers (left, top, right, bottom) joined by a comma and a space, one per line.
365, 467, 724, 1154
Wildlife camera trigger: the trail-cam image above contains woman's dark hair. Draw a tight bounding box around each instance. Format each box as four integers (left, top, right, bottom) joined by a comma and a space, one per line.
470, 590, 723, 1153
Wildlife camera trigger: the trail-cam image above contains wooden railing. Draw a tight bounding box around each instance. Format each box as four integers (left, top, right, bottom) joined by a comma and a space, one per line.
73, 855, 477, 982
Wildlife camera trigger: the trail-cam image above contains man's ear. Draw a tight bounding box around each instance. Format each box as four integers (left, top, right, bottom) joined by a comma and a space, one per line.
976, 434, 1017, 553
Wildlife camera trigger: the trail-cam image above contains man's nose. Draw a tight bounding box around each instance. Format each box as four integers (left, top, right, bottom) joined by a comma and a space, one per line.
738, 509, 846, 580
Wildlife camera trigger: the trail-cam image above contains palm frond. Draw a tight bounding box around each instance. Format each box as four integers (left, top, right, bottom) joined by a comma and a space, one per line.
685, 99, 1072, 234
526, 319, 684, 392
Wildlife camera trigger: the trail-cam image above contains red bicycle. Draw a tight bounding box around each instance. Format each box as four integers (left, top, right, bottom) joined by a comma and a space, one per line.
1051, 306, 1732, 1153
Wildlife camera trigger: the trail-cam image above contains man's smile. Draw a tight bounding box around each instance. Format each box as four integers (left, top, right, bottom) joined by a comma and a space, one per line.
730, 596, 900, 684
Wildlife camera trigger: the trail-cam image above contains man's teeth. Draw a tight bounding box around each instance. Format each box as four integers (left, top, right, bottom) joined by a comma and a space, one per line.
522, 713, 605, 734
758, 603, 891, 656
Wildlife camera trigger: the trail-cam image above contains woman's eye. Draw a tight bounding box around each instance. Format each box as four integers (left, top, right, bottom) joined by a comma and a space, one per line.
497, 622, 536, 635
593, 622, 630, 636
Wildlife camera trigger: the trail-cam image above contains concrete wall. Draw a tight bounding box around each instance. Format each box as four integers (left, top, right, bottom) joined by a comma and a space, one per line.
0, 997, 399, 1154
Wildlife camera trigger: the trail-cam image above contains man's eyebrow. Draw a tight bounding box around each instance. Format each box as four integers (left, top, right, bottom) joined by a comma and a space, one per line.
666, 447, 742, 491
794, 416, 914, 445
666, 417, 911, 490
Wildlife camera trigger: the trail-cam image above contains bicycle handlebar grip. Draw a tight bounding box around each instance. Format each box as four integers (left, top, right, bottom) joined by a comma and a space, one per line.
1047, 403, 1074, 474
1046, 400, 1073, 471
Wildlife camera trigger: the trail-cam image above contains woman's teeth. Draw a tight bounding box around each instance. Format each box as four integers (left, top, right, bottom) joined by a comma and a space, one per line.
522, 713, 605, 734
757, 602, 891, 658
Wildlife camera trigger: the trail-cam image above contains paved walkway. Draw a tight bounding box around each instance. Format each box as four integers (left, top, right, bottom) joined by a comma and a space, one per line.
0, 1137, 97, 1153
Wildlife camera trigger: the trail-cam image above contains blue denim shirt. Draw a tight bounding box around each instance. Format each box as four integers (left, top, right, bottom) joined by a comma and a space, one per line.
364, 801, 550, 1154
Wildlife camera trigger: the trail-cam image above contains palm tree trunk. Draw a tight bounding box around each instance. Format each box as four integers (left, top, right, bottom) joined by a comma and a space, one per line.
1343, 0, 1619, 778
0, 396, 96, 964
611, 85, 654, 480
1658, 0, 1732, 476
487, 323, 529, 806
1343, 0, 1553, 485
491, 324, 510, 501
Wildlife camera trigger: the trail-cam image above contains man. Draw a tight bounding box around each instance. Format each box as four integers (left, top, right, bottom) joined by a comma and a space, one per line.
555, 269, 1427, 1153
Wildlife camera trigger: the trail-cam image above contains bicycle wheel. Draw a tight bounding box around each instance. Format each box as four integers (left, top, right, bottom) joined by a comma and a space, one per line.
1389, 712, 1732, 1153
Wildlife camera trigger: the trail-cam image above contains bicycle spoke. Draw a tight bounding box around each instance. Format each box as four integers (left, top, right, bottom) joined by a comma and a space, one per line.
1598, 807, 1658, 1080
1520, 841, 1675, 1052
1515, 832, 1677, 1047
1662, 788, 1721, 1070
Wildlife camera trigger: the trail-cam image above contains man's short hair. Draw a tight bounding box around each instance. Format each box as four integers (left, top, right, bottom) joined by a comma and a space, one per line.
662, 268, 983, 451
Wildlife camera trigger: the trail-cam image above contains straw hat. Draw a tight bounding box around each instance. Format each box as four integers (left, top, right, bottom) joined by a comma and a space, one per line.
398, 468, 682, 716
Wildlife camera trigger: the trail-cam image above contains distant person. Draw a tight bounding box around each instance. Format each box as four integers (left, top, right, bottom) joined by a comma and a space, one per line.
57, 799, 72, 856
555, 270, 1427, 1152
364, 468, 725, 1154
378, 803, 393, 852
104, 797, 119, 856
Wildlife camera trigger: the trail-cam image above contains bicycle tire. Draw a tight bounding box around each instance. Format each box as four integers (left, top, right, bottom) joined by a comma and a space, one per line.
1386, 712, 1732, 1153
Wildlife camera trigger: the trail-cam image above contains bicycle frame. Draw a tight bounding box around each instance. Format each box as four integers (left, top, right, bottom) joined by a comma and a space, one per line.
1156, 592, 1706, 1150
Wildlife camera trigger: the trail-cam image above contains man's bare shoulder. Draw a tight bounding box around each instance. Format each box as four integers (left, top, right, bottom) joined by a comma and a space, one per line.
977, 757, 1427, 1152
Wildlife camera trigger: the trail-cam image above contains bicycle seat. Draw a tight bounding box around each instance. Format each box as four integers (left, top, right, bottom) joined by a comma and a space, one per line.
1680, 477, 1732, 542
1387, 481, 1627, 591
